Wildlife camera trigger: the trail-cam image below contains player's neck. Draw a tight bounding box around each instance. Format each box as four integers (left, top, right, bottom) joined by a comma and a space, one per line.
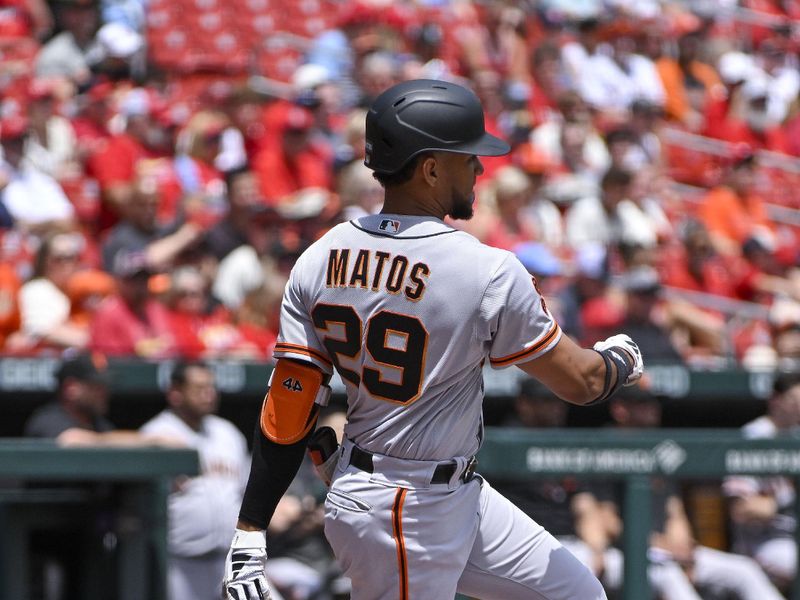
382, 188, 446, 220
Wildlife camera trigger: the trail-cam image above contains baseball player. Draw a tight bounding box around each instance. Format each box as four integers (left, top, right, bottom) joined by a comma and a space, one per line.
223, 79, 644, 600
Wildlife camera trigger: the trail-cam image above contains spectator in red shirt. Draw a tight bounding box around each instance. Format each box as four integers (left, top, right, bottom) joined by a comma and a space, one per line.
527, 40, 568, 128
253, 104, 332, 208
165, 266, 261, 359
89, 251, 175, 357
171, 111, 228, 228
662, 219, 738, 298
716, 76, 790, 154
71, 81, 113, 163
87, 88, 172, 231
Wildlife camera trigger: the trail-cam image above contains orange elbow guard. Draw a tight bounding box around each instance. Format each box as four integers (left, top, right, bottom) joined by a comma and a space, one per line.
260, 359, 331, 444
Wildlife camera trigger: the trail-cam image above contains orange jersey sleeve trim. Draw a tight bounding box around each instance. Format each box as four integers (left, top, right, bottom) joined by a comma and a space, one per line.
273, 342, 333, 369
489, 322, 561, 367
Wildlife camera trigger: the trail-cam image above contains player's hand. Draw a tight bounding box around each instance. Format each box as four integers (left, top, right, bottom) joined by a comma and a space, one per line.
593, 334, 643, 385
222, 529, 272, 600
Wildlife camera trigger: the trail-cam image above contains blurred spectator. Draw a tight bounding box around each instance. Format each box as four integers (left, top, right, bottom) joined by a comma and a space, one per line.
618, 266, 726, 363
562, 18, 664, 115
89, 250, 176, 357
332, 108, 367, 173
205, 166, 263, 261
336, 160, 382, 221
527, 40, 570, 127
140, 361, 251, 600
628, 99, 665, 167
253, 104, 333, 209
0, 261, 21, 350
724, 372, 800, 593
656, 31, 724, 131
754, 37, 799, 126
566, 167, 659, 249
704, 50, 760, 140
355, 51, 399, 109
662, 219, 738, 298
165, 266, 261, 360
173, 110, 228, 228
557, 243, 616, 340
65, 266, 115, 326
0, 115, 76, 236
25, 351, 173, 444
23, 78, 78, 180
100, 166, 202, 272
87, 87, 172, 230
34, 0, 99, 83
530, 91, 611, 181
715, 76, 790, 154
480, 165, 539, 251
89, 21, 143, 82
12, 232, 88, 352
698, 151, 775, 256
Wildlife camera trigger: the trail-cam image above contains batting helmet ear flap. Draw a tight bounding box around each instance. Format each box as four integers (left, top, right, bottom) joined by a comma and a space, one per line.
364, 79, 510, 175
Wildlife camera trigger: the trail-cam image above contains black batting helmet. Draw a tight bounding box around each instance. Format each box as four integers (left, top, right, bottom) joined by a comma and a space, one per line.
364, 79, 510, 175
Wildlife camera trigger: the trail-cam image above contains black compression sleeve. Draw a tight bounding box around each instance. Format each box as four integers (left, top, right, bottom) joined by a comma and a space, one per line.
587, 347, 634, 405
238, 417, 317, 530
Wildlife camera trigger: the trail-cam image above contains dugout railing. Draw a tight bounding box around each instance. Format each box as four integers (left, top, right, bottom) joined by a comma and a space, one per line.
470, 428, 800, 600
0, 441, 199, 600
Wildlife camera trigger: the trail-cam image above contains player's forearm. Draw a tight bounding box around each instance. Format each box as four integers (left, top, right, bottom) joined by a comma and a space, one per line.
238, 422, 313, 530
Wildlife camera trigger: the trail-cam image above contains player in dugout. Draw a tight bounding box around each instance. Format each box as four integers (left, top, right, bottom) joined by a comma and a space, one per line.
222, 79, 644, 600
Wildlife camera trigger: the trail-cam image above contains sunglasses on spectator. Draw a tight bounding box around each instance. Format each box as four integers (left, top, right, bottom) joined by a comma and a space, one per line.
52, 253, 79, 262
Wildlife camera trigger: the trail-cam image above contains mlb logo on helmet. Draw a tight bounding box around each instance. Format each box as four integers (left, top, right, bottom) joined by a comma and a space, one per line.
379, 219, 400, 233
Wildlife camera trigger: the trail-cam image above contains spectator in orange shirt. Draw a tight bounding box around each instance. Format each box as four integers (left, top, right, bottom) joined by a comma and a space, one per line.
0, 262, 21, 350
253, 104, 332, 209
656, 31, 724, 131
65, 268, 115, 327
699, 151, 775, 256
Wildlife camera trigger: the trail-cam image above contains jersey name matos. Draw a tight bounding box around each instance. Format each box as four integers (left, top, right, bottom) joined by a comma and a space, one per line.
273, 213, 561, 461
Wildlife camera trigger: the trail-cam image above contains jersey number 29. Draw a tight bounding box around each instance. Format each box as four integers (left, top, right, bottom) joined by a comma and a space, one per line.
312, 303, 428, 404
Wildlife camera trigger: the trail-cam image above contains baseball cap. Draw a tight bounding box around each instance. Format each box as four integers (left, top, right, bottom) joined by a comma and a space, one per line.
111, 250, 152, 279
96, 22, 143, 59
284, 106, 315, 132
718, 52, 757, 85
513, 242, 563, 277
56, 352, 111, 386
0, 115, 28, 141
27, 79, 56, 102
618, 266, 661, 294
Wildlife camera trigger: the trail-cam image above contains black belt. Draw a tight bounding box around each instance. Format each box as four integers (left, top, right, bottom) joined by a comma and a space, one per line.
348, 445, 477, 484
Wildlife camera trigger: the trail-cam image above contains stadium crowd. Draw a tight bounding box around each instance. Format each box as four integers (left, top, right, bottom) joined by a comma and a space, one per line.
2, 0, 800, 370
5, 0, 800, 598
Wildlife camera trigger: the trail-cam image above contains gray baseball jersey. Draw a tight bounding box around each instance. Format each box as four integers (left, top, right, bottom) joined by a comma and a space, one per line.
274, 213, 561, 461
141, 410, 249, 557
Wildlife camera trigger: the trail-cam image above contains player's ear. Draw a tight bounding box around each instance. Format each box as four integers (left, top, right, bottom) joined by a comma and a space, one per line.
421, 155, 439, 187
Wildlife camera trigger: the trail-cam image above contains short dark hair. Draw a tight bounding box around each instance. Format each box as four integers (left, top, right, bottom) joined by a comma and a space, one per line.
601, 166, 632, 190
170, 360, 211, 388
773, 372, 800, 395
372, 152, 432, 188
